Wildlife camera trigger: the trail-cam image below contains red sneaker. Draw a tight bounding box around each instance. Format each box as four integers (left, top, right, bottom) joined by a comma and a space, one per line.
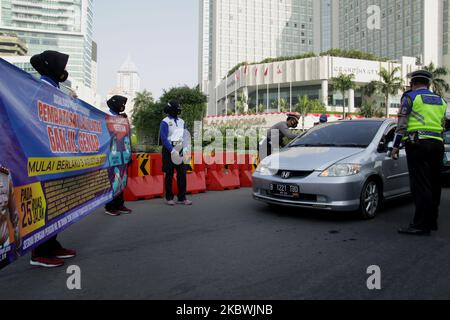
118, 206, 133, 214
52, 248, 77, 259
30, 256, 65, 268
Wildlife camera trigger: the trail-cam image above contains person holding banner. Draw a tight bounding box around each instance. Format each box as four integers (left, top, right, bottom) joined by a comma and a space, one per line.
29, 50, 76, 268
0, 165, 20, 268
160, 100, 193, 206
105, 95, 133, 217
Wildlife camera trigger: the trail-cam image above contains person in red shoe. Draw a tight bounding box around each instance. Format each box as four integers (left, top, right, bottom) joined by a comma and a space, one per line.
105, 95, 133, 216
29, 51, 77, 268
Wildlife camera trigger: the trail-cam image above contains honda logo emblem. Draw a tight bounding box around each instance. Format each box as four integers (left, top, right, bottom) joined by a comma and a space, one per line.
281, 171, 291, 179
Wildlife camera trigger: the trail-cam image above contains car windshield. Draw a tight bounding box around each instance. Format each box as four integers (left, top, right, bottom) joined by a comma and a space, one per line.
289, 121, 383, 148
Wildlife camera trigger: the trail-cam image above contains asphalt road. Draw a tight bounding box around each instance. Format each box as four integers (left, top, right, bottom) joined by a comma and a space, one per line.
1, 187, 450, 300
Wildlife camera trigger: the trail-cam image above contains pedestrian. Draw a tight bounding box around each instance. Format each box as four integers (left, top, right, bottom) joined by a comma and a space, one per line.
29, 51, 76, 267
104, 95, 133, 217
160, 100, 193, 206
391, 70, 448, 236
262, 113, 300, 158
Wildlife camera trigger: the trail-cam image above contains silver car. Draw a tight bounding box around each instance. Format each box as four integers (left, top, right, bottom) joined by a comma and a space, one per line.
253, 119, 411, 219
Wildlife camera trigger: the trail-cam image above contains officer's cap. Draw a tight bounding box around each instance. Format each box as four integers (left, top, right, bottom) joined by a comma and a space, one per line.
287, 113, 300, 122
407, 70, 433, 83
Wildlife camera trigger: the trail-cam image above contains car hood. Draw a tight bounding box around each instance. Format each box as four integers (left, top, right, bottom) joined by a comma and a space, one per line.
269, 147, 365, 171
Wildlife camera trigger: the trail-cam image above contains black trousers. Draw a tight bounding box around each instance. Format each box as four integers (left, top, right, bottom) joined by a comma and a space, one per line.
105, 192, 125, 211
32, 236, 62, 258
406, 139, 445, 231
163, 149, 187, 201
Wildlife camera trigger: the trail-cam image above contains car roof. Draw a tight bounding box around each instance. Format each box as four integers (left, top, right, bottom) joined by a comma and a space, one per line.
333, 119, 393, 125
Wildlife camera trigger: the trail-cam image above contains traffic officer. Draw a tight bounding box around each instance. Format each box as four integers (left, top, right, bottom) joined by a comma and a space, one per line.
160, 100, 193, 206
0, 164, 20, 268
391, 70, 447, 236
262, 113, 300, 158
104, 95, 133, 216
29, 51, 76, 267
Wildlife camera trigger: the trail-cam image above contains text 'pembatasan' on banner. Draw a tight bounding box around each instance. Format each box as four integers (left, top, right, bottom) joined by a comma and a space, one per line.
0, 58, 131, 270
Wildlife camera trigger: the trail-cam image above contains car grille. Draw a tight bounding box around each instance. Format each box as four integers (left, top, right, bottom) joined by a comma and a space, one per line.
263, 191, 318, 202
275, 170, 314, 179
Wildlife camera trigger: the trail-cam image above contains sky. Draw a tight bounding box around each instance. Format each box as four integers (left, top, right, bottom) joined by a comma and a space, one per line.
93, 0, 199, 100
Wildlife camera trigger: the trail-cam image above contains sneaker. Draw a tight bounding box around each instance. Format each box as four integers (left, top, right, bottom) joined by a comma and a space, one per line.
177, 200, 193, 206
105, 209, 121, 216
52, 248, 77, 259
118, 206, 133, 214
30, 256, 65, 268
166, 200, 176, 206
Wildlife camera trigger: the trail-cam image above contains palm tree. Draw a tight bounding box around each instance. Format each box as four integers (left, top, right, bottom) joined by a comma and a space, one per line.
295, 95, 312, 130
331, 73, 355, 119
369, 67, 403, 118
423, 62, 450, 97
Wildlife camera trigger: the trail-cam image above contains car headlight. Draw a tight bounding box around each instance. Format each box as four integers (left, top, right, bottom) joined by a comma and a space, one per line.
255, 162, 278, 176
320, 164, 361, 177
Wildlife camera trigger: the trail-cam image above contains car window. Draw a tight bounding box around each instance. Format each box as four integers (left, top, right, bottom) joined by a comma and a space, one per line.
288, 121, 383, 148
445, 131, 450, 144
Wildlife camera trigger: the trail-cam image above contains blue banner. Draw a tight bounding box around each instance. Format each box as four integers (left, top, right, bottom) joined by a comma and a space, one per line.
0, 58, 131, 269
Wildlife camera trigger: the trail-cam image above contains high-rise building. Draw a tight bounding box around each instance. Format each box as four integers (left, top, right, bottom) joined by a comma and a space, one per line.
199, 0, 336, 115
0, 32, 27, 55
0, 0, 95, 89
336, 0, 444, 66
107, 55, 141, 115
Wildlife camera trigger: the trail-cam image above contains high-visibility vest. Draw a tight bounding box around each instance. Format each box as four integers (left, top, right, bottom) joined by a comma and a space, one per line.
405, 90, 447, 142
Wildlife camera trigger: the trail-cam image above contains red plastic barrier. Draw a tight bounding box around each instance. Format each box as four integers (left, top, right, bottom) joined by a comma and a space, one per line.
172, 152, 207, 195
237, 153, 258, 188
205, 152, 241, 191
124, 153, 164, 201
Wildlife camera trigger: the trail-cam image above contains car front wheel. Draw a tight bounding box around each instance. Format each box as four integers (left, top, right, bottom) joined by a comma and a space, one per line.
359, 179, 381, 220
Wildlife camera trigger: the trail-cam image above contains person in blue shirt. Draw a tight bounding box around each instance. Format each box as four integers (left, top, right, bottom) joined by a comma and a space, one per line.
160, 100, 192, 206
29, 51, 76, 268
105, 95, 133, 216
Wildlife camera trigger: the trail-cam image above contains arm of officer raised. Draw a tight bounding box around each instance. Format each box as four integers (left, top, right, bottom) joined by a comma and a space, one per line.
393, 95, 413, 149
279, 123, 298, 140
160, 121, 174, 152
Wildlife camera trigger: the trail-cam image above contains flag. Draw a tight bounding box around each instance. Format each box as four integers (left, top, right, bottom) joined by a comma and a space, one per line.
244, 65, 248, 75
264, 67, 269, 77
235, 70, 240, 81
277, 65, 283, 75
254, 67, 258, 77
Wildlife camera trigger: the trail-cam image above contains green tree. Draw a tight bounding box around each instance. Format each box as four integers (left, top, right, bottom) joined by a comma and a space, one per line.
295, 95, 312, 130
236, 92, 249, 114
131, 92, 163, 146
132, 90, 153, 115
272, 98, 289, 112
331, 73, 355, 119
369, 67, 403, 117
359, 102, 384, 118
423, 62, 450, 97
159, 86, 207, 132
309, 99, 327, 114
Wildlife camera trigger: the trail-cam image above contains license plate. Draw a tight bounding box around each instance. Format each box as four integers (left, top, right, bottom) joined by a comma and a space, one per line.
270, 184, 300, 198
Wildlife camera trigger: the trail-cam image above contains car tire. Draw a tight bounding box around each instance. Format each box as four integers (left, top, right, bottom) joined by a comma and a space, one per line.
359, 179, 381, 220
